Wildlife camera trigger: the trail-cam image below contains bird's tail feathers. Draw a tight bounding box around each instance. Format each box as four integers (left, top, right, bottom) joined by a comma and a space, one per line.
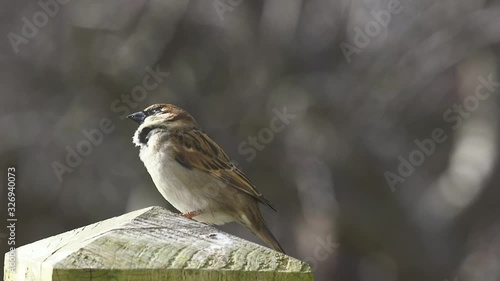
239, 206, 285, 254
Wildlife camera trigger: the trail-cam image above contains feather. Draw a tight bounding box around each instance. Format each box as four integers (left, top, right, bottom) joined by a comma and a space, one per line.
169, 129, 277, 211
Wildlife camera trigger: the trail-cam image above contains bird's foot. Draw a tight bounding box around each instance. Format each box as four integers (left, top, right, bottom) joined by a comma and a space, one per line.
181, 210, 202, 220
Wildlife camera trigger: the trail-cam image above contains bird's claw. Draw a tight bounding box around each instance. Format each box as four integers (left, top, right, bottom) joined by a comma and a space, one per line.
181, 210, 201, 220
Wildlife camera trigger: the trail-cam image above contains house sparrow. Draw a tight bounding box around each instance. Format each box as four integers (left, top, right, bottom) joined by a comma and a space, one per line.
127, 103, 285, 253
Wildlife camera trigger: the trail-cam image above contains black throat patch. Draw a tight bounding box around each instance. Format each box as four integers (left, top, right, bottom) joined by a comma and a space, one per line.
138, 126, 164, 145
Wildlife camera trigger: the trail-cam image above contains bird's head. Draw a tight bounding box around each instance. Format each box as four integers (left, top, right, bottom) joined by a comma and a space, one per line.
127, 103, 199, 129
128, 104, 199, 146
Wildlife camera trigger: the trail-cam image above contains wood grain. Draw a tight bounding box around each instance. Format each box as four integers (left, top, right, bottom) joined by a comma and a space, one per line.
4, 206, 312, 281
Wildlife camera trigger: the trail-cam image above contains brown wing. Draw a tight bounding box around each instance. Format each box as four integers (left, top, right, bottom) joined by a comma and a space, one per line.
170, 129, 277, 211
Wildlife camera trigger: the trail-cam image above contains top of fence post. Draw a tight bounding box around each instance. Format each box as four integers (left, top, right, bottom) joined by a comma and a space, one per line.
4, 206, 313, 281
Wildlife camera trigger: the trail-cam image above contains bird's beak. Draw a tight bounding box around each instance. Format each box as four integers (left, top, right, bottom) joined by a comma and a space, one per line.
127, 111, 147, 124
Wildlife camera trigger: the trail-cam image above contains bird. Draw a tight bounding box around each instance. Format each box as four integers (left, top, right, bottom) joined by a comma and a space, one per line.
127, 103, 285, 253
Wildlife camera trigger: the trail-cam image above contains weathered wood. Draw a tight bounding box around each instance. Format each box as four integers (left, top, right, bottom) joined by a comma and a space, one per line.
4, 206, 312, 281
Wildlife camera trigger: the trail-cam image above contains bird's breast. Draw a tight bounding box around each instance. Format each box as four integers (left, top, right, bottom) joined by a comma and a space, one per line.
138, 137, 222, 216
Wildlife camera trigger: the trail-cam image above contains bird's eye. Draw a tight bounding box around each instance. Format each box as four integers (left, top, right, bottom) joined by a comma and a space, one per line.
149, 108, 163, 115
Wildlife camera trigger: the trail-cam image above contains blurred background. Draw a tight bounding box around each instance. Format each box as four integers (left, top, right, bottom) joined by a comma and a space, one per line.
1, 0, 500, 280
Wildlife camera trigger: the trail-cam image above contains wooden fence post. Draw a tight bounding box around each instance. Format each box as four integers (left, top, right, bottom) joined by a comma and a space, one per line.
4, 206, 313, 281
